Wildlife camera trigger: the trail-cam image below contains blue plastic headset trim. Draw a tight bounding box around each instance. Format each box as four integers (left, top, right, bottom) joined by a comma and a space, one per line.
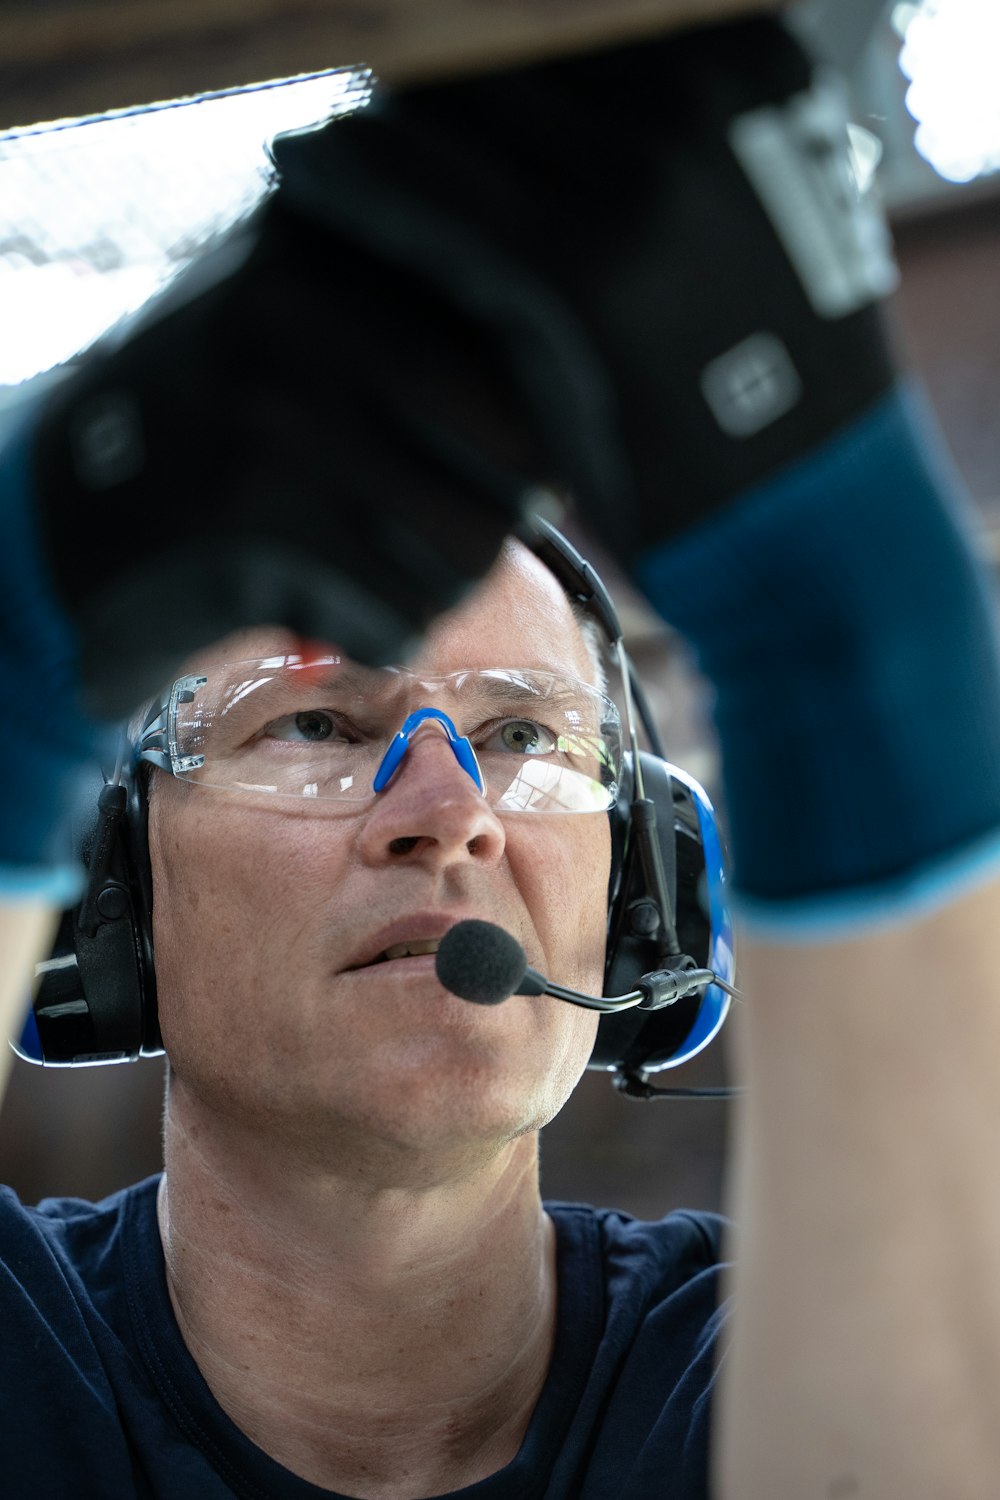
658, 763, 734, 1071
14, 1004, 44, 1064
372, 708, 486, 797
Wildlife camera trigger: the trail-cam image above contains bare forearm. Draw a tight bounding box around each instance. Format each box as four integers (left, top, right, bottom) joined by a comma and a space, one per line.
716, 880, 1000, 1499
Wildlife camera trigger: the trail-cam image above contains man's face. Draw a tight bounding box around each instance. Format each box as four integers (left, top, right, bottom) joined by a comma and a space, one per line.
149, 543, 610, 1168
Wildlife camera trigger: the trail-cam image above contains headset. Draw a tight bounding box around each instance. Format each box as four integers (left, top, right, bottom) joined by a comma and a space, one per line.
14, 520, 734, 1097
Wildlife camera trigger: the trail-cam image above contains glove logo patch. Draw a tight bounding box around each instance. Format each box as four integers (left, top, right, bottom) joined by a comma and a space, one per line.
729, 73, 900, 320
700, 332, 802, 440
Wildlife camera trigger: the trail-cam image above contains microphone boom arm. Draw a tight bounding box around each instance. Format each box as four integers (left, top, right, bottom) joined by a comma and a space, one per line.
515, 963, 738, 1012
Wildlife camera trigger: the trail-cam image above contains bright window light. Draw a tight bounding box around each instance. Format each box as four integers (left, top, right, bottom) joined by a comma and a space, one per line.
0, 70, 369, 388
893, 0, 1000, 183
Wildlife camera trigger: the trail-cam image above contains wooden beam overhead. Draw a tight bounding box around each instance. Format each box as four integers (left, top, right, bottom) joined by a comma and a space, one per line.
0, 0, 777, 132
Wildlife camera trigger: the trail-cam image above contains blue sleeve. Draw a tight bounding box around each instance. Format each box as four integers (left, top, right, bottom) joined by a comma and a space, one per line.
0, 399, 99, 902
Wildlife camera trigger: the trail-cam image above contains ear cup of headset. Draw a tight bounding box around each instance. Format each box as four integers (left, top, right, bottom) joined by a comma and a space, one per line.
593, 750, 733, 1074
15, 764, 160, 1066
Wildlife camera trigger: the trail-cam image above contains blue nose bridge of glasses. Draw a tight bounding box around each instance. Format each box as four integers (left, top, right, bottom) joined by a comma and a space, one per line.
372, 708, 486, 797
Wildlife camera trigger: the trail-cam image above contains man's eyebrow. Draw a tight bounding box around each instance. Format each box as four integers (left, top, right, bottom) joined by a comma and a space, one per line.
212, 662, 394, 717
283, 662, 393, 696
461, 674, 588, 710
246, 664, 594, 710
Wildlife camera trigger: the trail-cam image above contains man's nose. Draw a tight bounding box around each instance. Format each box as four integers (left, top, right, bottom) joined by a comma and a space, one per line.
357, 721, 507, 868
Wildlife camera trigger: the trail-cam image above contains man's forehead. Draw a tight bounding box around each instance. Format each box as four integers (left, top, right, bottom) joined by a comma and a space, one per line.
413, 541, 593, 677
180, 541, 595, 682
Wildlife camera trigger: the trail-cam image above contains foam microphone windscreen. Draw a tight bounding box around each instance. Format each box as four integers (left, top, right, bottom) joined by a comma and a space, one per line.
435, 920, 527, 1005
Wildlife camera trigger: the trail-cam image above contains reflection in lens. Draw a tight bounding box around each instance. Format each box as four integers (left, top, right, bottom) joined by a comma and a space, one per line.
495, 759, 609, 813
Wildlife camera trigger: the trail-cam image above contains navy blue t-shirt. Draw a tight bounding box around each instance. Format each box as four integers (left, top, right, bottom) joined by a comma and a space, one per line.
0, 1175, 728, 1498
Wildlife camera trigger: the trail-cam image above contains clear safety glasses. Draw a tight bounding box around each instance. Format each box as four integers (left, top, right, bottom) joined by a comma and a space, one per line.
136, 657, 623, 815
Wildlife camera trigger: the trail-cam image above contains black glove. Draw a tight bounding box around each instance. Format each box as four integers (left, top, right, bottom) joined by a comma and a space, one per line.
31, 11, 900, 719
270, 12, 900, 558
30, 193, 545, 717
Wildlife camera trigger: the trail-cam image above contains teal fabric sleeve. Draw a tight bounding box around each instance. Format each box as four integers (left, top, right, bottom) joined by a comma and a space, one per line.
0, 410, 97, 901
636, 384, 1000, 937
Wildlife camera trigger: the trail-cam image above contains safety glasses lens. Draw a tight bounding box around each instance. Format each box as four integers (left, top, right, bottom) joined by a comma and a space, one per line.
159, 660, 621, 813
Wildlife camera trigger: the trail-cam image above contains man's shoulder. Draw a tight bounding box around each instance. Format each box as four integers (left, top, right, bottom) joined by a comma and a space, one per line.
546, 1200, 729, 1275
538, 1204, 729, 1498
0, 1170, 160, 1228
0, 1174, 202, 1498
0, 1172, 160, 1289
545, 1200, 730, 1350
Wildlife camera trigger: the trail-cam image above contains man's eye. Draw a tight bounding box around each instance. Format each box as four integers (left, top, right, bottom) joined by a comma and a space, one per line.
265, 711, 350, 744
481, 719, 557, 755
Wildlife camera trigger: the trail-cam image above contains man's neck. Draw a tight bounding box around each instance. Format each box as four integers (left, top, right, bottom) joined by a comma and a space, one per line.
158, 1085, 558, 1499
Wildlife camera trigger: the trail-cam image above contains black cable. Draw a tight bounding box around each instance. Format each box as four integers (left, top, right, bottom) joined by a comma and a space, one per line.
615, 1070, 744, 1101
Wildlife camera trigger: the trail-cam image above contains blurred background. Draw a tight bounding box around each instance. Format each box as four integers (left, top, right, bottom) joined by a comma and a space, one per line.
1, 0, 998, 1219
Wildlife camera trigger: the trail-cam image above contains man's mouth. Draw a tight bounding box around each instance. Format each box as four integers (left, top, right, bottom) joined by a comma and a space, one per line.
369, 938, 443, 966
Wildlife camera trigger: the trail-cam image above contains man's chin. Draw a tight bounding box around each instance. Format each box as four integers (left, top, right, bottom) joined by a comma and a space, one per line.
288, 1052, 578, 1177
